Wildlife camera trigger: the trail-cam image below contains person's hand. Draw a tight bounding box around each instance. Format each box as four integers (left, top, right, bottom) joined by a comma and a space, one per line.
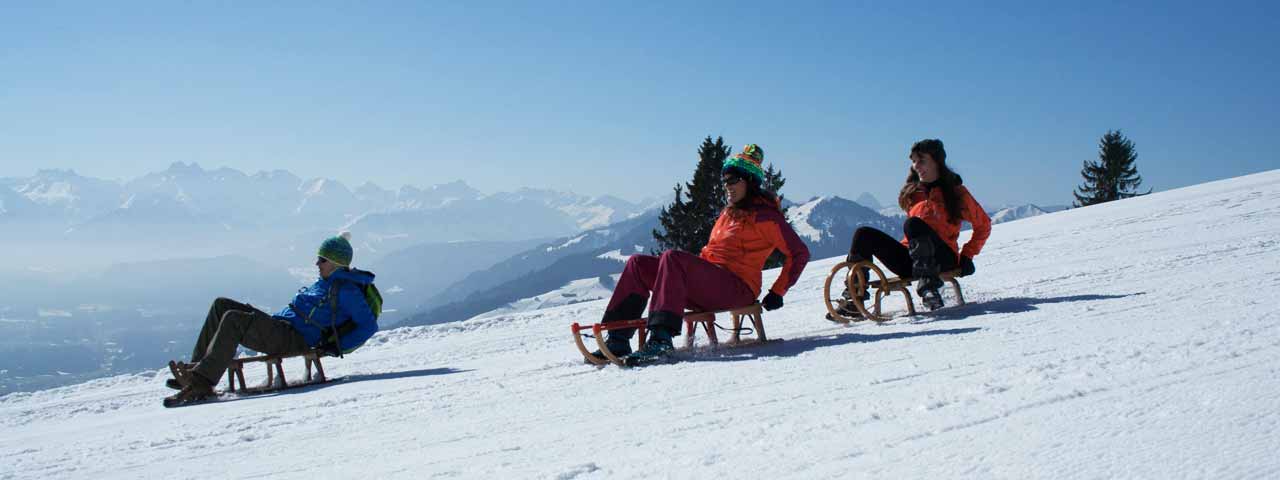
762, 291, 784, 311
316, 341, 341, 357
959, 255, 976, 277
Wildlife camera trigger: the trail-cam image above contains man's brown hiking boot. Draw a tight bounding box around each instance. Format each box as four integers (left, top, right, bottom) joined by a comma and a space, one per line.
164, 361, 215, 407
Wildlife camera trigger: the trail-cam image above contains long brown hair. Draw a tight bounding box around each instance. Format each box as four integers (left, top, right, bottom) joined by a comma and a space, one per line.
727, 178, 779, 218
905, 139, 964, 223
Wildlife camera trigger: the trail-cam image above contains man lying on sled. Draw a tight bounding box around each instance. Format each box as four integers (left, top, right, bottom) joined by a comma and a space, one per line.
165, 232, 377, 406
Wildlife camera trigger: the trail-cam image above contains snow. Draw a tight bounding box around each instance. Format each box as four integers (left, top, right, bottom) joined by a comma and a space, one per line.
479, 274, 621, 318
3, 170, 1280, 478
879, 205, 905, 218
597, 249, 629, 262
597, 244, 645, 263
989, 204, 1049, 224
787, 196, 827, 242
17, 181, 79, 205
558, 204, 617, 230
547, 234, 588, 252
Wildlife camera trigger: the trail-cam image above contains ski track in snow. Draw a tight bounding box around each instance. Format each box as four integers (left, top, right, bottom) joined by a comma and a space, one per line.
3, 171, 1280, 479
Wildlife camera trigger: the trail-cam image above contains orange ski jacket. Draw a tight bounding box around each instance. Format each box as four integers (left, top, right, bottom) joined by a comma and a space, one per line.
899, 183, 992, 260
700, 196, 811, 298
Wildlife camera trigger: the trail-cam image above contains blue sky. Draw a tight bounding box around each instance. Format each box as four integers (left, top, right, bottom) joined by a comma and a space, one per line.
1, 1, 1276, 208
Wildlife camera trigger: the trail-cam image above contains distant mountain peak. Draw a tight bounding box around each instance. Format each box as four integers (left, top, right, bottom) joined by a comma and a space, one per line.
989, 204, 1050, 224
163, 161, 207, 175
855, 192, 883, 210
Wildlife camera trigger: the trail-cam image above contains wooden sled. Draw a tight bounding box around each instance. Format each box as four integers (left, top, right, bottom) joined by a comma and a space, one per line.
224, 350, 328, 394
822, 260, 965, 323
571, 303, 767, 367
682, 303, 767, 349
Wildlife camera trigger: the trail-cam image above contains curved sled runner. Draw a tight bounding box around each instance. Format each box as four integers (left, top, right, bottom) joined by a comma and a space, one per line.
822, 260, 965, 323
571, 303, 769, 367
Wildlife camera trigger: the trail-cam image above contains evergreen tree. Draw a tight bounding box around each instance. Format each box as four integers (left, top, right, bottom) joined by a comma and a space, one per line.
653, 136, 731, 254
763, 163, 785, 204
1073, 130, 1151, 207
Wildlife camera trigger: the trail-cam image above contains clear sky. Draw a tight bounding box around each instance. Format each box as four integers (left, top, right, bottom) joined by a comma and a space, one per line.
2, 1, 1277, 208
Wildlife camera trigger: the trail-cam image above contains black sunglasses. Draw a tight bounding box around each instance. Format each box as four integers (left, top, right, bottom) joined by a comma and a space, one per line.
316, 256, 329, 265
722, 176, 743, 186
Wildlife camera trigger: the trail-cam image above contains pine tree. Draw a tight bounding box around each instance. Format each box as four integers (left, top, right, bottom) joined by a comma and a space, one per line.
763, 163, 785, 204
653, 136, 731, 254
1073, 130, 1151, 207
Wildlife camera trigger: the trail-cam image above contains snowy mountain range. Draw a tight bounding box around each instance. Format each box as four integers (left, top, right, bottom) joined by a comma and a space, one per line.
5, 170, 1277, 478
1, 164, 658, 232
788, 196, 904, 260
0, 163, 658, 269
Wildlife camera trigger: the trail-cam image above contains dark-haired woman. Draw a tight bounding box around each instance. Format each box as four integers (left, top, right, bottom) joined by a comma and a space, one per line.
837, 139, 991, 314
591, 144, 810, 364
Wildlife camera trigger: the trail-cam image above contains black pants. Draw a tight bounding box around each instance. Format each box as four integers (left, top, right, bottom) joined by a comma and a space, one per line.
848, 217, 957, 279
188, 298, 310, 384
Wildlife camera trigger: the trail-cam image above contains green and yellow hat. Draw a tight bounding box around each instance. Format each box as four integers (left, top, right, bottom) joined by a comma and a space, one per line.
723, 143, 766, 186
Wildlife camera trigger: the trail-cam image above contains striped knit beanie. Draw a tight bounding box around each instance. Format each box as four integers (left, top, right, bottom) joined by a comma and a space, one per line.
318, 232, 354, 267
723, 144, 766, 186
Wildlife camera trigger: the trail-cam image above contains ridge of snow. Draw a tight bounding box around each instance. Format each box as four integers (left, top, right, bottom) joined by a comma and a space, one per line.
547, 234, 588, 252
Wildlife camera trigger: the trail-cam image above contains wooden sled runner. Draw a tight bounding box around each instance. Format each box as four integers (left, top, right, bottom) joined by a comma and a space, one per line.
224, 350, 329, 394
822, 260, 965, 323
571, 303, 769, 367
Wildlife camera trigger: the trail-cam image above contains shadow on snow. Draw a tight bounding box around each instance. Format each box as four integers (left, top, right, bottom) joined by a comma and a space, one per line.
687, 327, 982, 363
207, 367, 471, 404
910, 292, 1145, 323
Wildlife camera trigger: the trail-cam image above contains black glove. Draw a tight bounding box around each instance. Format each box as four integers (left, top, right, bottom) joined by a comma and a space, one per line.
959, 255, 976, 277
762, 291, 784, 311
316, 341, 341, 357
317, 327, 342, 356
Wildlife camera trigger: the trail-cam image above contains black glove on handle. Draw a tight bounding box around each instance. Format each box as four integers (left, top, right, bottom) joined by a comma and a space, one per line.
762, 291, 784, 311
960, 256, 976, 277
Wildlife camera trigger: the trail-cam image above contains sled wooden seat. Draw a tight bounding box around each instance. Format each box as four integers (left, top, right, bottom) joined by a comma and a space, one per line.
822, 260, 966, 323
682, 303, 766, 349
570, 303, 767, 367
225, 349, 327, 393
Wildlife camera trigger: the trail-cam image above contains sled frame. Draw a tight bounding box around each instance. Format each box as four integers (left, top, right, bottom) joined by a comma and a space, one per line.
571, 303, 766, 367
683, 303, 766, 348
225, 350, 327, 393
822, 260, 965, 323
571, 320, 649, 367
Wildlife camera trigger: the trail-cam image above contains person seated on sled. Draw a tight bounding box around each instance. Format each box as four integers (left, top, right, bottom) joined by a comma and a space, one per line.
590, 144, 810, 363
166, 232, 377, 405
833, 139, 990, 317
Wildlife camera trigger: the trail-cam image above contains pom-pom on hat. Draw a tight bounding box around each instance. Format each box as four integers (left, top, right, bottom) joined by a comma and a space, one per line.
318, 231, 354, 267
722, 143, 766, 186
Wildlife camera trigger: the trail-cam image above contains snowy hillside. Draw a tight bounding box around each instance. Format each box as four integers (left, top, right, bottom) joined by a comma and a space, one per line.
3, 170, 1280, 478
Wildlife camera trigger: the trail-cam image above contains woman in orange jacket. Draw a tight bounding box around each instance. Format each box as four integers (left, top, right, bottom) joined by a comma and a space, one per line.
593, 144, 810, 363
839, 139, 990, 314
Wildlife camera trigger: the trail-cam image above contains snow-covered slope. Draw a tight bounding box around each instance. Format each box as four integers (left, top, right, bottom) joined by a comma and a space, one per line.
3, 170, 1280, 479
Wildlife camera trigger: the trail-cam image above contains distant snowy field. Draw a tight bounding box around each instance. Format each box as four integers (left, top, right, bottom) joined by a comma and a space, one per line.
3, 171, 1279, 479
